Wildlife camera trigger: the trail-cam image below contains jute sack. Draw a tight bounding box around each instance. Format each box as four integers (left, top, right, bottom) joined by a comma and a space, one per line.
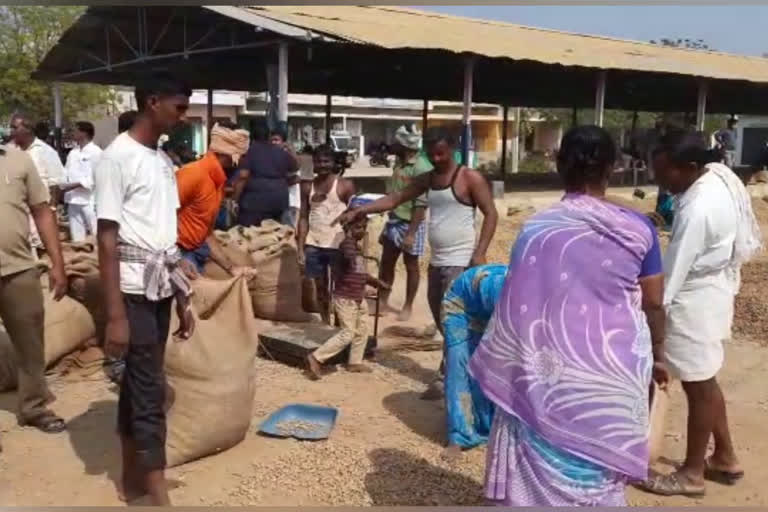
0, 329, 18, 392
753, 170, 768, 184
165, 274, 260, 467
250, 237, 310, 322
203, 230, 256, 280
648, 381, 670, 463
0, 280, 96, 391
43, 290, 97, 366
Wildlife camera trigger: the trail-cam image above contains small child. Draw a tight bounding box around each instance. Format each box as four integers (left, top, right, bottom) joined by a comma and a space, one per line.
306, 216, 389, 379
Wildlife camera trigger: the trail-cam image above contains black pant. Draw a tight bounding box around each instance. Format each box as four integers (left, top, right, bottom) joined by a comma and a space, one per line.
117, 294, 172, 471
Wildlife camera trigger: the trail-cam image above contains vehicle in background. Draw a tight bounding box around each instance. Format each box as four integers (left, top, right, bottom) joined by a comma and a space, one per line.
368, 142, 390, 167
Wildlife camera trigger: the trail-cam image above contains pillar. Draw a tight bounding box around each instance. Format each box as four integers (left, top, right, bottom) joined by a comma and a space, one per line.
278, 42, 289, 123
206, 88, 213, 149
53, 83, 62, 150
461, 57, 474, 166
512, 107, 521, 174
595, 71, 606, 127
325, 94, 332, 144
696, 79, 708, 132
500, 105, 509, 178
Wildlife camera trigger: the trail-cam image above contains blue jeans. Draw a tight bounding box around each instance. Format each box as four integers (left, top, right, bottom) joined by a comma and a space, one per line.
180, 242, 211, 273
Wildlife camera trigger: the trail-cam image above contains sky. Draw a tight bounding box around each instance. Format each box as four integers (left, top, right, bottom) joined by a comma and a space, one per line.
417, 6, 768, 57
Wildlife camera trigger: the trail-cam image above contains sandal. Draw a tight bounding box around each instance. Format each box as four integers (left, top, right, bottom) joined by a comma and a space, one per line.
638, 472, 706, 498
23, 413, 66, 434
704, 457, 744, 485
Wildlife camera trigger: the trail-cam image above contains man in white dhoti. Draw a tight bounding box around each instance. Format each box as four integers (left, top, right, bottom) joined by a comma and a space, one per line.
642, 131, 762, 497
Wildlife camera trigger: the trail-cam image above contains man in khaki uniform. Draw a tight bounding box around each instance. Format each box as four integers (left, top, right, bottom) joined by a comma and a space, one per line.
0, 143, 68, 446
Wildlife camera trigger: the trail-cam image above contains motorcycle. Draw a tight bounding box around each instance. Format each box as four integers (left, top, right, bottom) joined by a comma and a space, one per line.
368, 144, 390, 167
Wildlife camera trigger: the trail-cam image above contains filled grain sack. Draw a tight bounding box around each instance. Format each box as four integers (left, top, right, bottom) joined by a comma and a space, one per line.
40, 241, 105, 343
203, 229, 256, 280
249, 235, 310, 323
0, 278, 96, 391
207, 222, 309, 322
165, 274, 260, 467
43, 290, 97, 365
753, 169, 768, 184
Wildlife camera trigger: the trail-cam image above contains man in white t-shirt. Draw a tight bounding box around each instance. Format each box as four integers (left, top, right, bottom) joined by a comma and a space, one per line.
62, 121, 102, 241
94, 73, 192, 506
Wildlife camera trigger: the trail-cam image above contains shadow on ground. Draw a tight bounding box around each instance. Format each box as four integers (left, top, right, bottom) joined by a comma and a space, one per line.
382, 391, 444, 446
374, 350, 438, 386
364, 447, 483, 505
66, 399, 121, 493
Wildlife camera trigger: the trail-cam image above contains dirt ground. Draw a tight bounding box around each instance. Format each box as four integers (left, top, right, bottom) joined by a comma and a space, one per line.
1, 191, 767, 506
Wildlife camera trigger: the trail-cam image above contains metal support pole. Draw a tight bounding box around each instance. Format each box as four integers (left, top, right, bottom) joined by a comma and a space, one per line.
696, 79, 708, 132
512, 107, 521, 174
325, 94, 332, 144
206, 88, 213, 149
461, 57, 474, 166
422, 98, 429, 134
500, 105, 509, 178
277, 42, 289, 123
595, 71, 606, 127
571, 107, 578, 128
53, 83, 62, 151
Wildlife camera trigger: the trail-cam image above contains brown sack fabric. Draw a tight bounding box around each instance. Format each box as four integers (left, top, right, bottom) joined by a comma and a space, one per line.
0, 277, 96, 392
205, 222, 310, 322
164, 274, 260, 468
43, 289, 97, 367
250, 238, 310, 322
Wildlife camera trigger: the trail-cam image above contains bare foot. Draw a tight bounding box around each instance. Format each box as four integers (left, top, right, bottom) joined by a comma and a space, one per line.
117, 476, 146, 503
441, 444, 462, 462
397, 307, 413, 322
379, 302, 399, 316
347, 364, 373, 373
306, 354, 323, 381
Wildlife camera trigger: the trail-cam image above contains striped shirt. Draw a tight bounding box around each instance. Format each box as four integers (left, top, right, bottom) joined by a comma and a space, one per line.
334, 237, 367, 301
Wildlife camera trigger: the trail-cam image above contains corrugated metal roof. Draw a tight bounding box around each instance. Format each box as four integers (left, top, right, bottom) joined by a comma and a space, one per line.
243, 5, 768, 84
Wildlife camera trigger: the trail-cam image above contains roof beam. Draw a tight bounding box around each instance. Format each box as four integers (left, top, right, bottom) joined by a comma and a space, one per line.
203, 6, 319, 41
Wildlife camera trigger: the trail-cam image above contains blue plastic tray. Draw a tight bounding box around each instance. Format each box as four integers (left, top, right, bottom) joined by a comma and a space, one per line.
258, 404, 338, 440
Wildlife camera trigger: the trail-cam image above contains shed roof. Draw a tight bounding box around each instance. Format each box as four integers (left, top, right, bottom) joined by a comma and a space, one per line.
32, 6, 768, 114
250, 5, 768, 83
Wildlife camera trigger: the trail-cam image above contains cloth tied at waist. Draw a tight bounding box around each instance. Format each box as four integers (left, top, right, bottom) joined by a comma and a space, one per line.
118, 244, 192, 301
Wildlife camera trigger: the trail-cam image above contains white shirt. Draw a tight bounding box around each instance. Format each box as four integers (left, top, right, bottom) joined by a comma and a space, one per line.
288, 182, 301, 209
64, 141, 102, 205
663, 170, 738, 306
94, 132, 180, 296
24, 138, 64, 187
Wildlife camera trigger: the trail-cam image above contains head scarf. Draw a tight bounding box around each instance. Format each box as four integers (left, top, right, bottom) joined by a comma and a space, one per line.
394, 124, 421, 150
209, 123, 250, 164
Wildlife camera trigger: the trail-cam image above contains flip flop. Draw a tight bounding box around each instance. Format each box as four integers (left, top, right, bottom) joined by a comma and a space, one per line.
23, 413, 66, 434
638, 472, 706, 498
704, 457, 744, 485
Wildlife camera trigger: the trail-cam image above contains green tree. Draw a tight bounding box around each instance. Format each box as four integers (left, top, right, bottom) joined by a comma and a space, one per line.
0, 6, 115, 125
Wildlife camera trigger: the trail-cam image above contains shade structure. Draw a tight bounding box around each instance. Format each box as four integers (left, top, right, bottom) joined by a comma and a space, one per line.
32, 5, 768, 114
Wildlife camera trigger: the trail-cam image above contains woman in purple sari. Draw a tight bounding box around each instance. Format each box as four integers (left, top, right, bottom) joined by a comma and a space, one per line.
469, 126, 669, 506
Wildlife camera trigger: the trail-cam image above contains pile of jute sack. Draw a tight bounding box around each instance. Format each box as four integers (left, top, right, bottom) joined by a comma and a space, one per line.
0, 220, 310, 467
